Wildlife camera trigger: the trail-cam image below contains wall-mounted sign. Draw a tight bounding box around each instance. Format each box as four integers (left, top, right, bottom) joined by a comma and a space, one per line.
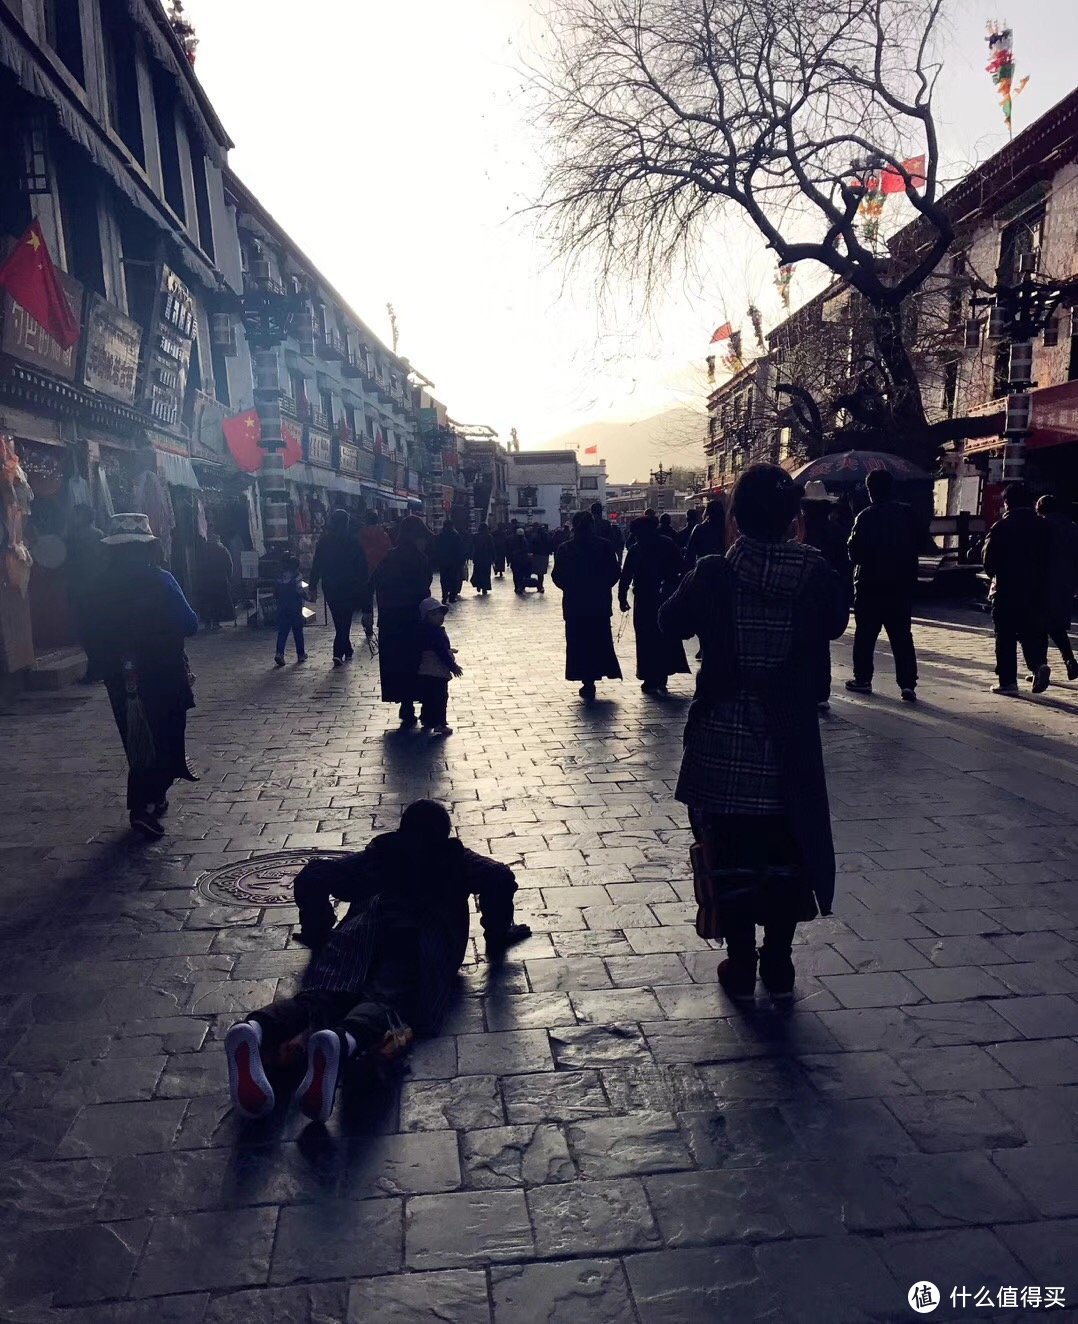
306, 430, 332, 467
82, 294, 141, 403
1, 267, 82, 380
338, 441, 360, 474
141, 265, 195, 428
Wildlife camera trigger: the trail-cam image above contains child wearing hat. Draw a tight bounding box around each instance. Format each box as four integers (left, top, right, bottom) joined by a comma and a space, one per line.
416, 597, 462, 736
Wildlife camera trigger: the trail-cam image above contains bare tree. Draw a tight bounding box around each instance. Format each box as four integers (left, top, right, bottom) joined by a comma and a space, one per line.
533, 0, 1003, 468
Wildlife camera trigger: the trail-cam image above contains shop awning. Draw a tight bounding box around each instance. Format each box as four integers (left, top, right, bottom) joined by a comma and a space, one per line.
155, 448, 201, 490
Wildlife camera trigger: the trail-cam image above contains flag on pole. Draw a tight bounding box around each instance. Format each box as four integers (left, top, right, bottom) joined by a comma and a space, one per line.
281, 420, 302, 469
709, 322, 732, 344
584, 445, 598, 455
223, 409, 263, 473
0, 220, 81, 349
880, 155, 927, 194
985, 24, 1029, 133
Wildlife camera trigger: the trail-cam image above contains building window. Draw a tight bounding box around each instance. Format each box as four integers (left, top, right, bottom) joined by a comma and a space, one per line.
1069, 316, 1078, 381
344, 404, 357, 437
101, 0, 143, 163
365, 414, 375, 440
580, 476, 599, 491
941, 360, 958, 419
1043, 311, 1061, 348
288, 370, 305, 403
210, 342, 231, 407
190, 142, 215, 260
151, 67, 185, 220
320, 389, 335, 426
944, 253, 966, 330
517, 486, 538, 509
43, 0, 84, 84
55, 137, 104, 294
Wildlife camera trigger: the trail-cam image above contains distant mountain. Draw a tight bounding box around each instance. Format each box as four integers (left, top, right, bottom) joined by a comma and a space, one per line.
541, 408, 707, 484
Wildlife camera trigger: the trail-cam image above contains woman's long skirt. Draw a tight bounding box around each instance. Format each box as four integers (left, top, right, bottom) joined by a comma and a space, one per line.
471, 558, 493, 592
633, 593, 690, 683
564, 616, 622, 682
378, 606, 422, 703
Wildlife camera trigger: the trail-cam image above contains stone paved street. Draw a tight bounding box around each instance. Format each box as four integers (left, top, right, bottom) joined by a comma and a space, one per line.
1, 584, 1076, 1322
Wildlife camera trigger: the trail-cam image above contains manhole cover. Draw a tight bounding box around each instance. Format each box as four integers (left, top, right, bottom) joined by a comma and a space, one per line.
197, 849, 350, 906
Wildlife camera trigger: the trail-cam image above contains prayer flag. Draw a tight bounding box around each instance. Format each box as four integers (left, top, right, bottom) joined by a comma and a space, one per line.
709, 322, 732, 344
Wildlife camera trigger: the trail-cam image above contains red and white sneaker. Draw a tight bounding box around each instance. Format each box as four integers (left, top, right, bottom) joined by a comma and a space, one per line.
296, 1029, 344, 1124
225, 1021, 275, 1119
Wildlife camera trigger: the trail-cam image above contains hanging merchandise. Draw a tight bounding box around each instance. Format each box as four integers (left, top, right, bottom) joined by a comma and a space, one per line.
96, 467, 115, 521
748, 306, 766, 352
721, 331, 744, 374
67, 474, 92, 510
775, 264, 794, 309
133, 468, 176, 560
985, 24, 1028, 134
244, 485, 265, 557
18, 443, 65, 499
0, 434, 34, 596
195, 495, 208, 541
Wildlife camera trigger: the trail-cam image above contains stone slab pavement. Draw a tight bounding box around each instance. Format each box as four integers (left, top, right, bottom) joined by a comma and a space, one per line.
0, 582, 1075, 1322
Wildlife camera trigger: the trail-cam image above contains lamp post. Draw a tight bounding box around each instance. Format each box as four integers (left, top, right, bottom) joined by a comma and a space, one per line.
969, 267, 1078, 483
240, 243, 298, 564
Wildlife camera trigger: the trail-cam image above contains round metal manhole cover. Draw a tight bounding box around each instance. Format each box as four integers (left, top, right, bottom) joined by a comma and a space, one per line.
197, 849, 350, 907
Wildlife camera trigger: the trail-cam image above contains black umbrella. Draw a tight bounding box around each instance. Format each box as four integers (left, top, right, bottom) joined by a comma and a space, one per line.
792, 450, 931, 486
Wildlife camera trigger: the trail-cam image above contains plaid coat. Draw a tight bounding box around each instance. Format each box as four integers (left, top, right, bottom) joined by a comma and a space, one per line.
659, 538, 849, 914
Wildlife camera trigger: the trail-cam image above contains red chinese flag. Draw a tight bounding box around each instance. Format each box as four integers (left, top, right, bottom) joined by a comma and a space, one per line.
281, 420, 302, 469
881, 155, 927, 195
709, 322, 732, 344
0, 220, 81, 349
223, 408, 263, 473
584, 445, 598, 455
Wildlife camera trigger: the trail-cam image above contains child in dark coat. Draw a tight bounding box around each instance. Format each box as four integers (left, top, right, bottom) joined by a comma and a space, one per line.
274, 554, 307, 666
224, 800, 530, 1122
416, 596, 462, 736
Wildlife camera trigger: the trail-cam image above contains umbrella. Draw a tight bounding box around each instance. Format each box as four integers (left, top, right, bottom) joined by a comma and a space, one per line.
792, 450, 931, 486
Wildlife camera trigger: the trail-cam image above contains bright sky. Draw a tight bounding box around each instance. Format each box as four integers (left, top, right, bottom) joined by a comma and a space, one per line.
184, 0, 1078, 449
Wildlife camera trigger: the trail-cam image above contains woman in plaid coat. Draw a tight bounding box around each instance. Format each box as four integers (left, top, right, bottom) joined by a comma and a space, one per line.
659, 465, 849, 1003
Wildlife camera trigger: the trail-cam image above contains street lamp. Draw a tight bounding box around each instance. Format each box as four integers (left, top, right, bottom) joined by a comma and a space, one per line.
650, 463, 669, 486
240, 242, 299, 559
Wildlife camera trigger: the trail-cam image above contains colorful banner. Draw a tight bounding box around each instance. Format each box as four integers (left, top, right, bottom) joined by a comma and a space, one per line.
986, 24, 1029, 133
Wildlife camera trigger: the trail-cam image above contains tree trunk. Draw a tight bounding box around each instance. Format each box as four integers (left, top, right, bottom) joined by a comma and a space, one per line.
870, 302, 938, 467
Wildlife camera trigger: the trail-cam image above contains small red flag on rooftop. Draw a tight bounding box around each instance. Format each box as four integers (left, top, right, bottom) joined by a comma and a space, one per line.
709, 322, 733, 344
0, 220, 81, 350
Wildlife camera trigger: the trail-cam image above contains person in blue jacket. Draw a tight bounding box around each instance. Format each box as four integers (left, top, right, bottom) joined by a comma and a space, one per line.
273, 554, 308, 667
94, 513, 199, 839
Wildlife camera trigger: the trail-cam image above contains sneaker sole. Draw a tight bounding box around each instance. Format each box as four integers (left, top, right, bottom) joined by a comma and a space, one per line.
296, 1030, 341, 1124
225, 1022, 274, 1119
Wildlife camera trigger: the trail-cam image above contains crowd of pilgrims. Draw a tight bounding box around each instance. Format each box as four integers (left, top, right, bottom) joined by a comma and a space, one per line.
70, 464, 1078, 1119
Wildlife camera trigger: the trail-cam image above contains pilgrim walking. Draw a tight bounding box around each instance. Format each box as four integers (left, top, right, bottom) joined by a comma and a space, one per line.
374, 516, 434, 726
470, 522, 495, 595
94, 513, 199, 840
659, 465, 849, 1001
618, 515, 689, 694
310, 508, 370, 666
551, 510, 622, 702
845, 470, 919, 701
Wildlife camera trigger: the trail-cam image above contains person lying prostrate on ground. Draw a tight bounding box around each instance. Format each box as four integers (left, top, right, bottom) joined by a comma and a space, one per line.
225, 800, 530, 1123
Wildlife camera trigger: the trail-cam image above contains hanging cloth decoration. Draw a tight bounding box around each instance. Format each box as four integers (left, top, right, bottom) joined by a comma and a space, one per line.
985, 24, 1028, 134
748, 306, 766, 352
849, 156, 926, 247
775, 264, 794, 309
721, 331, 744, 374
